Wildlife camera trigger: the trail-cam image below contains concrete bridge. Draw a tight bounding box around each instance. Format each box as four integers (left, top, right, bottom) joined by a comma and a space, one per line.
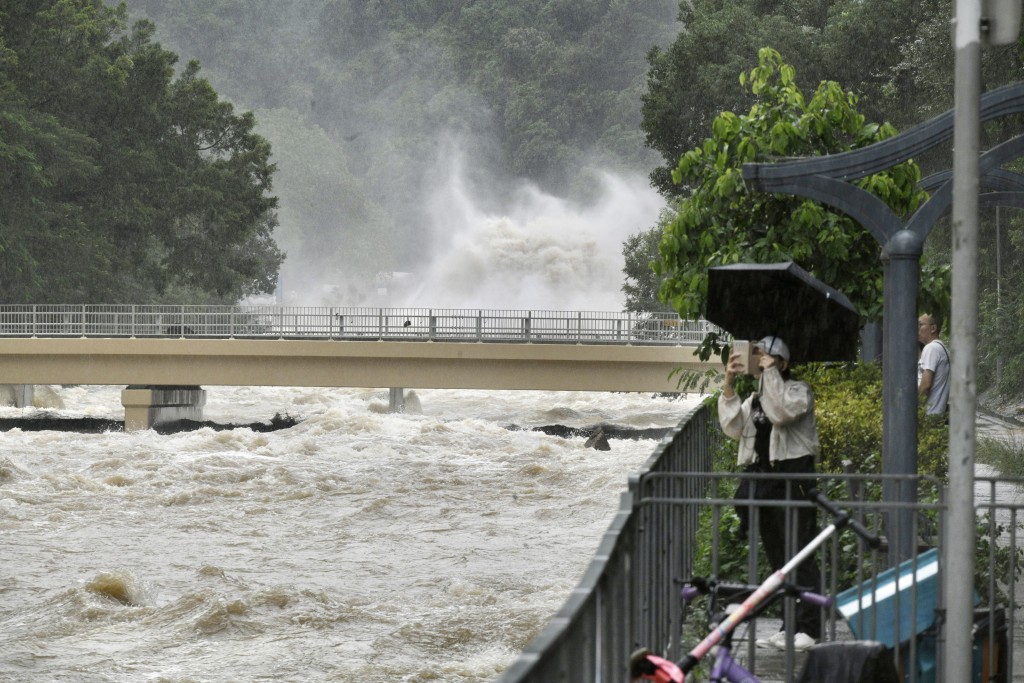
0, 305, 718, 429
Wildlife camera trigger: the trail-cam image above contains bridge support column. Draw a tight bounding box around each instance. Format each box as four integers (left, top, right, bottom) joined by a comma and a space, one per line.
0, 385, 34, 407
122, 385, 206, 431
388, 388, 405, 413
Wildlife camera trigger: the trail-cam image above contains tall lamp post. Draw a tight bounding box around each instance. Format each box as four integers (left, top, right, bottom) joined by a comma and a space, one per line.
946, 1, 1019, 680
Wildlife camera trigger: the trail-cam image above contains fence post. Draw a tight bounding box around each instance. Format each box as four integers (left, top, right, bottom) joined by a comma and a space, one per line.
476, 311, 482, 341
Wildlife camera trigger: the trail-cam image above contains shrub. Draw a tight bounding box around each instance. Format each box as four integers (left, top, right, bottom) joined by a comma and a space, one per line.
977, 432, 1024, 478
804, 362, 949, 481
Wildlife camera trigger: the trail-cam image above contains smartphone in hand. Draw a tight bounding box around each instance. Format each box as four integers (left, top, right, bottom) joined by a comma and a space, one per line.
732, 340, 756, 375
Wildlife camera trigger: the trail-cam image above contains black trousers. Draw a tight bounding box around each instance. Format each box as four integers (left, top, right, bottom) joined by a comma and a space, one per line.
734, 455, 821, 639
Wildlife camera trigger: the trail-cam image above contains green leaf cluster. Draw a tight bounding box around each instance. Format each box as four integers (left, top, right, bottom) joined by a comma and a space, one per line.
0, 1, 282, 303
621, 206, 678, 313
651, 49, 938, 362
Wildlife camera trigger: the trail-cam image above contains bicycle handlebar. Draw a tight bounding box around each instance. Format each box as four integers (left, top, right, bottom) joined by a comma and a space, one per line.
808, 489, 881, 549
798, 588, 832, 608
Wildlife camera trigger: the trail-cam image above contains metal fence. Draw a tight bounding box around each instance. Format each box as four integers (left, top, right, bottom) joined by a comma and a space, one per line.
0, 305, 716, 345
495, 401, 719, 682
497, 403, 1022, 683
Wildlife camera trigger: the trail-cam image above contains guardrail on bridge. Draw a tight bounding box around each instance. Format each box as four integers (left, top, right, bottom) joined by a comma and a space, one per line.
0, 305, 716, 344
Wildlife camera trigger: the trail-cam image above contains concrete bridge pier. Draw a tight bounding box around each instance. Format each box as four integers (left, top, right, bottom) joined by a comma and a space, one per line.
121, 385, 207, 431
388, 387, 405, 413
1, 384, 34, 407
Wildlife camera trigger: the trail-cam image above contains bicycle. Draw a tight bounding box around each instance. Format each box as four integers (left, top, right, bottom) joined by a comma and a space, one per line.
631, 491, 882, 683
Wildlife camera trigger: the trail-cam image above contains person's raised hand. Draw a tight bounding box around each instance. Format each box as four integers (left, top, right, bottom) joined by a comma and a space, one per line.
725, 352, 745, 380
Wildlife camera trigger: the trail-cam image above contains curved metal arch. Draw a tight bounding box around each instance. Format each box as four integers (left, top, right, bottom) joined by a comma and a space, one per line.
761, 177, 902, 245
907, 134, 1024, 237
742, 135, 1024, 246
907, 189, 1024, 224
982, 191, 1024, 210
742, 81, 1024, 185
921, 168, 1024, 193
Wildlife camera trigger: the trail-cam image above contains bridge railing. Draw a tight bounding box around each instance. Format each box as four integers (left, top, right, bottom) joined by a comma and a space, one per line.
0, 305, 718, 345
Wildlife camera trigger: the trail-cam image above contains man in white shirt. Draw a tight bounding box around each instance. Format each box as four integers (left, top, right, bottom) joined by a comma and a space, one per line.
918, 313, 950, 415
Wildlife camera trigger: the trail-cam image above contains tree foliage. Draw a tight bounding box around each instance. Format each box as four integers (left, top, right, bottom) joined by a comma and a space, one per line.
652, 49, 943, 360
0, 0, 282, 303
641, 0, 956, 197
621, 206, 677, 313
638, 0, 1024, 398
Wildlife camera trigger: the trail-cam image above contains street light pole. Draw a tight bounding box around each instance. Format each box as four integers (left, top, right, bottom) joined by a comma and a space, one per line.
945, 0, 982, 679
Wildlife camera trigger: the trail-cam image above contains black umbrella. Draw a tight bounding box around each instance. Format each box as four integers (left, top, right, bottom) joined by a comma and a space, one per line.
706, 262, 861, 362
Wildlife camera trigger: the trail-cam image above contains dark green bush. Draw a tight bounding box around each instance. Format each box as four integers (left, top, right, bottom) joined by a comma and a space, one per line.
803, 362, 949, 481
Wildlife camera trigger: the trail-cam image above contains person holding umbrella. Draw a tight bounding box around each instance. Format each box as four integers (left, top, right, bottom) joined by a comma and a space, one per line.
718, 335, 821, 651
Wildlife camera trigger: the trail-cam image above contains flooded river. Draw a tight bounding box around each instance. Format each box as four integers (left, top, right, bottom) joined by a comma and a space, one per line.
0, 385, 697, 682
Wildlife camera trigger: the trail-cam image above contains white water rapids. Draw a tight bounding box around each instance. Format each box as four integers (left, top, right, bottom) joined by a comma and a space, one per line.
0, 385, 699, 682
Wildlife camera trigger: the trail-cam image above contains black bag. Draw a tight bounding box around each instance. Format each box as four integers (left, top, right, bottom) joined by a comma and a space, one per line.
797, 641, 899, 683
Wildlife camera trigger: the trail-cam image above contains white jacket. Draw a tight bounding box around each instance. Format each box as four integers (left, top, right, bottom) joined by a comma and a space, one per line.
717, 366, 820, 467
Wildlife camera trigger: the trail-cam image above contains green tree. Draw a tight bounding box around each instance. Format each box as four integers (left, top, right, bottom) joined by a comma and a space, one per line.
126, 0, 680, 203
0, 0, 282, 303
621, 208, 677, 313
641, 0, 954, 198
653, 49, 942, 360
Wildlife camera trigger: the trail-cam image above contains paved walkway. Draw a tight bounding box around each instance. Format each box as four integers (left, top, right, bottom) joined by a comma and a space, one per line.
975, 408, 1024, 682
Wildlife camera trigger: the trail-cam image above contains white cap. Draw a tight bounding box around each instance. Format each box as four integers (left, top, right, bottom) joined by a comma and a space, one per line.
756, 336, 790, 362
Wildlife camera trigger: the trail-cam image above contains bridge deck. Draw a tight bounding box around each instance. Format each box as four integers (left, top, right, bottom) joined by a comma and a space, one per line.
0, 307, 720, 393
0, 338, 711, 393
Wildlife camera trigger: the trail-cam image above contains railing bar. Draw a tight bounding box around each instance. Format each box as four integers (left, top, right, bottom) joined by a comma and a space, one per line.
0, 306, 720, 345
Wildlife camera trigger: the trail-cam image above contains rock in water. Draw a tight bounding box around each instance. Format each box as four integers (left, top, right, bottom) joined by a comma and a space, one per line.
584, 427, 611, 451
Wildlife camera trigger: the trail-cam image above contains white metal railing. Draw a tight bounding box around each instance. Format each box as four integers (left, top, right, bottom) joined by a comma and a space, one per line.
0, 305, 717, 345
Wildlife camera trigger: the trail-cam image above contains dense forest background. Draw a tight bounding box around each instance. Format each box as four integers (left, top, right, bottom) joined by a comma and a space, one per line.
118, 0, 682, 306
